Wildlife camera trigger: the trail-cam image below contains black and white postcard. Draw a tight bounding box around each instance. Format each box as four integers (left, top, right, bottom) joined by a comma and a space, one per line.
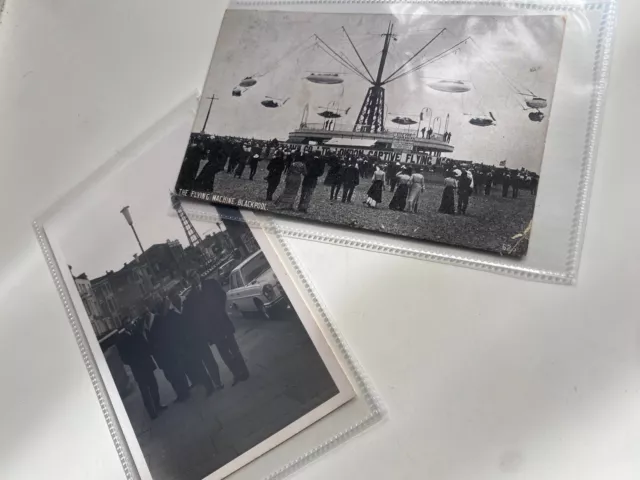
45, 130, 354, 480
175, 9, 566, 257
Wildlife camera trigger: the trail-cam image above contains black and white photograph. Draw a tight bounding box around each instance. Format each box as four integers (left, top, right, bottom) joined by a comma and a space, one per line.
46, 135, 354, 480
175, 10, 566, 257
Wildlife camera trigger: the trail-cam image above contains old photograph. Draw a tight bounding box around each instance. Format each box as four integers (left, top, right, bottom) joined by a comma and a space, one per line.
53, 180, 353, 480
175, 10, 566, 257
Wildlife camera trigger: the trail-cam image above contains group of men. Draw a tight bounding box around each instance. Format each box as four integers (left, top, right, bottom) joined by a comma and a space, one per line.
117, 272, 249, 420
439, 164, 540, 216
419, 128, 453, 143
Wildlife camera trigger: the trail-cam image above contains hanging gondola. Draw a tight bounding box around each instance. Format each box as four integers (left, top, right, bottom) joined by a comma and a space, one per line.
428, 79, 472, 93
232, 87, 243, 97
391, 116, 417, 125
467, 112, 496, 127
525, 97, 548, 109
528, 111, 545, 122
239, 76, 257, 88
316, 106, 350, 119
318, 111, 341, 118
306, 72, 344, 85
261, 96, 289, 108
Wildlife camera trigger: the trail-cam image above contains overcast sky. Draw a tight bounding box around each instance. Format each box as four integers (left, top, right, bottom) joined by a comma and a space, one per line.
53, 126, 226, 280
195, 10, 565, 172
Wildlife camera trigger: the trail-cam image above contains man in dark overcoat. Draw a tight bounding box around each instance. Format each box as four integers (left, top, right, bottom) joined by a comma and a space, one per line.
189, 273, 249, 386
265, 149, 286, 201
118, 319, 166, 419
146, 299, 191, 402
341, 160, 360, 203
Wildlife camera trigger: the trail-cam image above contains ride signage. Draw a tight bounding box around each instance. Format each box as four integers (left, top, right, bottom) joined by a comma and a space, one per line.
392, 139, 414, 151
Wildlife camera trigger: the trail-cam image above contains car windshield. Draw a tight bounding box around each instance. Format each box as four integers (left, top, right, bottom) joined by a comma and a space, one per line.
240, 252, 270, 283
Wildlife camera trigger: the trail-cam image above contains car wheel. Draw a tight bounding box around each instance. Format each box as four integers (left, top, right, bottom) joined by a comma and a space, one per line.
254, 299, 270, 320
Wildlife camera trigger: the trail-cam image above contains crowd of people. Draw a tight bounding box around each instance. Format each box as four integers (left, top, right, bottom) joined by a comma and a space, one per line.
176, 134, 540, 218
117, 271, 249, 420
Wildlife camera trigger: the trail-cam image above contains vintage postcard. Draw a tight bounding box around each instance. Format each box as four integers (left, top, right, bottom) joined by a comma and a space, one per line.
175, 9, 566, 257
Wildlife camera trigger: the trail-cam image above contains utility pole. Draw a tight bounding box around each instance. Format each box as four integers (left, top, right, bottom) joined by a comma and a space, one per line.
201, 94, 219, 134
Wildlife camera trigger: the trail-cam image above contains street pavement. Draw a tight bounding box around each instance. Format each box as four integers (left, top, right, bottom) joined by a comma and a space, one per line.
119, 311, 339, 480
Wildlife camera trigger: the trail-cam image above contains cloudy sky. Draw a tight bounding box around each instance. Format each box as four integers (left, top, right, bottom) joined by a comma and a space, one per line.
52, 126, 226, 280
195, 10, 565, 172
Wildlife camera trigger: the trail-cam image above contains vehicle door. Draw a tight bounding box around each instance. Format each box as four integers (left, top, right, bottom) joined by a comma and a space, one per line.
226, 271, 244, 310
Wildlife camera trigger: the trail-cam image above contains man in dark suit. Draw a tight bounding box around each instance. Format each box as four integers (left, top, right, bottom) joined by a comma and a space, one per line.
189, 273, 249, 386
265, 150, 285, 201
457, 169, 472, 215
166, 292, 216, 396
118, 319, 166, 419
341, 160, 360, 203
248, 153, 260, 180
176, 140, 205, 192
502, 169, 511, 197
146, 298, 191, 402
182, 284, 224, 391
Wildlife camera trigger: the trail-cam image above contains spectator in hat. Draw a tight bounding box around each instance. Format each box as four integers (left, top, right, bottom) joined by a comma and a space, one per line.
341, 159, 359, 203
265, 149, 285, 201
118, 318, 166, 419
298, 154, 325, 212
438, 170, 458, 215
248, 153, 260, 180
388, 162, 401, 192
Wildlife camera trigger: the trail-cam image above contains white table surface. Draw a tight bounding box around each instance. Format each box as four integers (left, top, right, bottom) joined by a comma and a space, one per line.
0, 1, 638, 479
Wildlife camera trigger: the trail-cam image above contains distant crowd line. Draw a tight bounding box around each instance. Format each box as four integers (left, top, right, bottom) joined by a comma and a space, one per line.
176, 134, 540, 217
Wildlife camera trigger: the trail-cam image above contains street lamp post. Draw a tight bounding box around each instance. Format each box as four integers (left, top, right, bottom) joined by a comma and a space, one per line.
120, 206, 145, 255
416, 107, 433, 138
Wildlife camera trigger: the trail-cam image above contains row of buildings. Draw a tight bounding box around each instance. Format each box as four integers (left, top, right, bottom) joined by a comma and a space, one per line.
72, 231, 230, 338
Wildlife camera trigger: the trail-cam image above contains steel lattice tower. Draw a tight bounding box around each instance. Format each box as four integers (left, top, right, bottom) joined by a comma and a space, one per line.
313, 23, 450, 134
353, 23, 394, 133
171, 193, 202, 247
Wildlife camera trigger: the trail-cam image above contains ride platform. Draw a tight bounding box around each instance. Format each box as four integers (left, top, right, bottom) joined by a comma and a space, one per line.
288, 122, 455, 154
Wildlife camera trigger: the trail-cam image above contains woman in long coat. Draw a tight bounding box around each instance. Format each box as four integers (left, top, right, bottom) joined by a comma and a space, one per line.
438, 171, 458, 214
406, 168, 425, 213
275, 158, 305, 210
389, 168, 412, 211
364, 165, 386, 207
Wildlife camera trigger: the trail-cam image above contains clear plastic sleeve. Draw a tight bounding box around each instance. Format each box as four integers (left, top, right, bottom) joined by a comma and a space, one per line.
177, 0, 616, 284
33, 95, 383, 480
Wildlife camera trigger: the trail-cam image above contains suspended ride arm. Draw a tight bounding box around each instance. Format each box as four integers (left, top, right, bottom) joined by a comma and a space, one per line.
313, 34, 372, 82
382, 28, 446, 84
341, 27, 376, 83
385, 36, 472, 84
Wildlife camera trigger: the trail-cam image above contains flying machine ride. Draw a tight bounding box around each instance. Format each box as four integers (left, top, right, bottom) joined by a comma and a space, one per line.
239, 76, 257, 88
428, 79, 472, 93
316, 103, 350, 119
466, 112, 496, 127
391, 116, 418, 125
306, 72, 344, 85
525, 96, 548, 109
261, 96, 289, 108
528, 111, 544, 122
